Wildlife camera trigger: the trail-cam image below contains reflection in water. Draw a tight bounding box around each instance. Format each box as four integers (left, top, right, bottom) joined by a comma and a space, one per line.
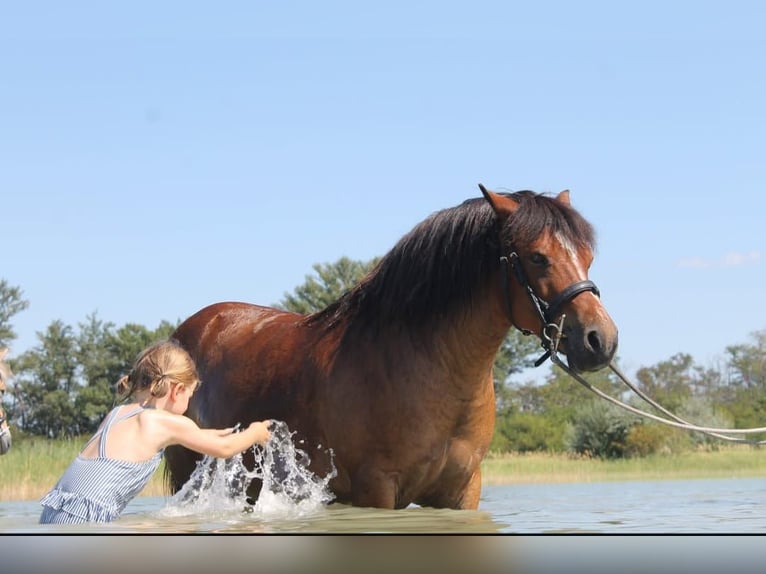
109, 499, 506, 533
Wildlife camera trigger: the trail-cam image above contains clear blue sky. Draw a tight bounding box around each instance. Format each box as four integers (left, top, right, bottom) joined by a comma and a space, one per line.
3, 1, 765, 383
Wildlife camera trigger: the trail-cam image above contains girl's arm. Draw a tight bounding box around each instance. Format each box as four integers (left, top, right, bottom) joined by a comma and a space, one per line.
159, 415, 271, 458
201, 427, 239, 438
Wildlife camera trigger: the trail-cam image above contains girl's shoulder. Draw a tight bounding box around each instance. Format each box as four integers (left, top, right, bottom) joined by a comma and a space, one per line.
138, 407, 193, 430
138, 406, 173, 422
135, 408, 185, 449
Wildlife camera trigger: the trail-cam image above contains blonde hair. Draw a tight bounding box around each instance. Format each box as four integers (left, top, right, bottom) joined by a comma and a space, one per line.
116, 339, 200, 400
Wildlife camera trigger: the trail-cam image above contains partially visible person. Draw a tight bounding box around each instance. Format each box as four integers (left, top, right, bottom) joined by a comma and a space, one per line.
39, 339, 271, 524
0, 347, 12, 455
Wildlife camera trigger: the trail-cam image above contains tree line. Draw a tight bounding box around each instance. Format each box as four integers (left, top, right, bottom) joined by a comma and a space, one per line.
2, 263, 765, 457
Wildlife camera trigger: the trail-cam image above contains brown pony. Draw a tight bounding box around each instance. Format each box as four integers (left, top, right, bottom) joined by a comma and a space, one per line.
0, 347, 13, 454
165, 186, 618, 509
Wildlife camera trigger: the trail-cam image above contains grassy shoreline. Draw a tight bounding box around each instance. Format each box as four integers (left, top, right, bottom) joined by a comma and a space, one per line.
482, 447, 766, 485
1, 436, 173, 502
3, 437, 766, 502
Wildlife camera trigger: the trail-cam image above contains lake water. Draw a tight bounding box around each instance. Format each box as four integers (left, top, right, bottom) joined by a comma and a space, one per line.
2, 477, 765, 533
4, 419, 766, 534
4, 474, 766, 574
4, 425, 765, 574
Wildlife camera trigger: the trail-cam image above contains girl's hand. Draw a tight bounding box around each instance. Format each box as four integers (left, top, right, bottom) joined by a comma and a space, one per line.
248, 421, 271, 445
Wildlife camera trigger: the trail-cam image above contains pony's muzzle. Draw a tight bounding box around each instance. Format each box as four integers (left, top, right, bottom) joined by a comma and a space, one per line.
563, 322, 618, 373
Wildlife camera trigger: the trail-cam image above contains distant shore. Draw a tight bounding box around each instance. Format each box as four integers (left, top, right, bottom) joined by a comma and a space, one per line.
481, 447, 766, 485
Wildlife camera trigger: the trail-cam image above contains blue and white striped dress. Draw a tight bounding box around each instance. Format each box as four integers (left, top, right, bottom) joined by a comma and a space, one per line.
39, 405, 163, 524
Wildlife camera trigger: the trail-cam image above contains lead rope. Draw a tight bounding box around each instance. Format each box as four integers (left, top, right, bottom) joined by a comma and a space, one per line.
496, 238, 766, 444
546, 351, 766, 445
528, 301, 766, 443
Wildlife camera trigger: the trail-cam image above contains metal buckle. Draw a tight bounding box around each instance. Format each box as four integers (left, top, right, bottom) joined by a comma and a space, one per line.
533, 314, 566, 367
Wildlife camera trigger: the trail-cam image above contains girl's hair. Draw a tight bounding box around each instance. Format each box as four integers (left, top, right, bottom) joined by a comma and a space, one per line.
116, 339, 200, 400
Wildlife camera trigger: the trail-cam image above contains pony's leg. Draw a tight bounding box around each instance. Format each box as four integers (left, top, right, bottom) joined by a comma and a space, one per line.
459, 468, 482, 510
163, 445, 203, 494
350, 466, 398, 509
416, 467, 482, 510
417, 438, 485, 509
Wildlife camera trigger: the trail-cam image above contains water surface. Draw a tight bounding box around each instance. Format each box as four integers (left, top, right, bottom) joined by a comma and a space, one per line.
3, 477, 765, 533
5, 421, 764, 533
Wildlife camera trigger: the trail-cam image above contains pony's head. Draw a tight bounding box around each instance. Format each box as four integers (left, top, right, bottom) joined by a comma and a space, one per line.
0, 347, 12, 454
480, 185, 618, 372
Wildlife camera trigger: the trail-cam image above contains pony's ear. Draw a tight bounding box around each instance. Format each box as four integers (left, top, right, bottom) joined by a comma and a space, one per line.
478, 183, 519, 217
556, 189, 571, 205
0, 348, 7, 361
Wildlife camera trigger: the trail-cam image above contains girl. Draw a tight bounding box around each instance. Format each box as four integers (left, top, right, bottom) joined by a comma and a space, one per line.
39, 339, 271, 524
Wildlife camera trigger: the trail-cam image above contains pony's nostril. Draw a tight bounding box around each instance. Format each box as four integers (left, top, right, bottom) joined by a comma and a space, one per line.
587, 330, 602, 354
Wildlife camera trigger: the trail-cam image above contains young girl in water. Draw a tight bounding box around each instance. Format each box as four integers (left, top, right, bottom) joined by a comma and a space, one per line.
39, 339, 272, 525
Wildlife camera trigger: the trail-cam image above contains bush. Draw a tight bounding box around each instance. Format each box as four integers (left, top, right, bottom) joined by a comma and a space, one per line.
624, 423, 671, 457
491, 411, 566, 453
566, 400, 637, 459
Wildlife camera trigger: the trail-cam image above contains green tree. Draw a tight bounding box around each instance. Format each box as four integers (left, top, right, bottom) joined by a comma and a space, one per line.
74, 313, 122, 432
492, 331, 543, 409
110, 321, 177, 370
9, 314, 179, 437
74, 317, 178, 433
720, 330, 766, 432
631, 351, 755, 446
0, 279, 30, 348
725, 330, 766, 390
12, 320, 79, 436
539, 362, 623, 422
278, 256, 381, 314
494, 360, 624, 452
635, 353, 696, 413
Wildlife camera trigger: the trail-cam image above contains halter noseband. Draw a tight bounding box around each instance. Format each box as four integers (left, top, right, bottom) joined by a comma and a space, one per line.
500, 250, 601, 367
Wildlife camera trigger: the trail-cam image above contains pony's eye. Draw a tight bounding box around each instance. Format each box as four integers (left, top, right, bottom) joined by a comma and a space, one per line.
530, 253, 548, 267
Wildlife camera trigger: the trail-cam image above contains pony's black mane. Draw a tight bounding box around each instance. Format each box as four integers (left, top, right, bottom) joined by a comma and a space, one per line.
307, 191, 595, 333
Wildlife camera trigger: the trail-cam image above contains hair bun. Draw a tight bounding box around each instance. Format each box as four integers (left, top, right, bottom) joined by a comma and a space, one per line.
115, 375, 132, 398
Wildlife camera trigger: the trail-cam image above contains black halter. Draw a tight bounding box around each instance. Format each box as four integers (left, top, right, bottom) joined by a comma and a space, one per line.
500, 250, 600, 367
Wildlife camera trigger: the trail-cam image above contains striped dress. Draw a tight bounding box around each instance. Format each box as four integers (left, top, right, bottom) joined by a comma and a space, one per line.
39, 405, 163, 524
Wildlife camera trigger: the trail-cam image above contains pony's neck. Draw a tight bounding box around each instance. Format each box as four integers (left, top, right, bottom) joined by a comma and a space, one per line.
362, 272, 513, 390
432, 279, 514, 383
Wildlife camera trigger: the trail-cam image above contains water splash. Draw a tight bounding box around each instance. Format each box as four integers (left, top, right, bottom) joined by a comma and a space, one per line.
160, 421, 336, 521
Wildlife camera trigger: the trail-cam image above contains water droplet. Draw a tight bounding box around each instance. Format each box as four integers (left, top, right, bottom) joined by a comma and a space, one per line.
161, 420, 336, 521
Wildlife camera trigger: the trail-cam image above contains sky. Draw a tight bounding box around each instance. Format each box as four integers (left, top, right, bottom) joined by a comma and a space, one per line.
2, 1, 765, 384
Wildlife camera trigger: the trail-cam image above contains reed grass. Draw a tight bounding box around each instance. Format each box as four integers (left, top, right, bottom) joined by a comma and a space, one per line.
481, 446, 766, 485
3, 437, 766, 502
0, 436, 167, 502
